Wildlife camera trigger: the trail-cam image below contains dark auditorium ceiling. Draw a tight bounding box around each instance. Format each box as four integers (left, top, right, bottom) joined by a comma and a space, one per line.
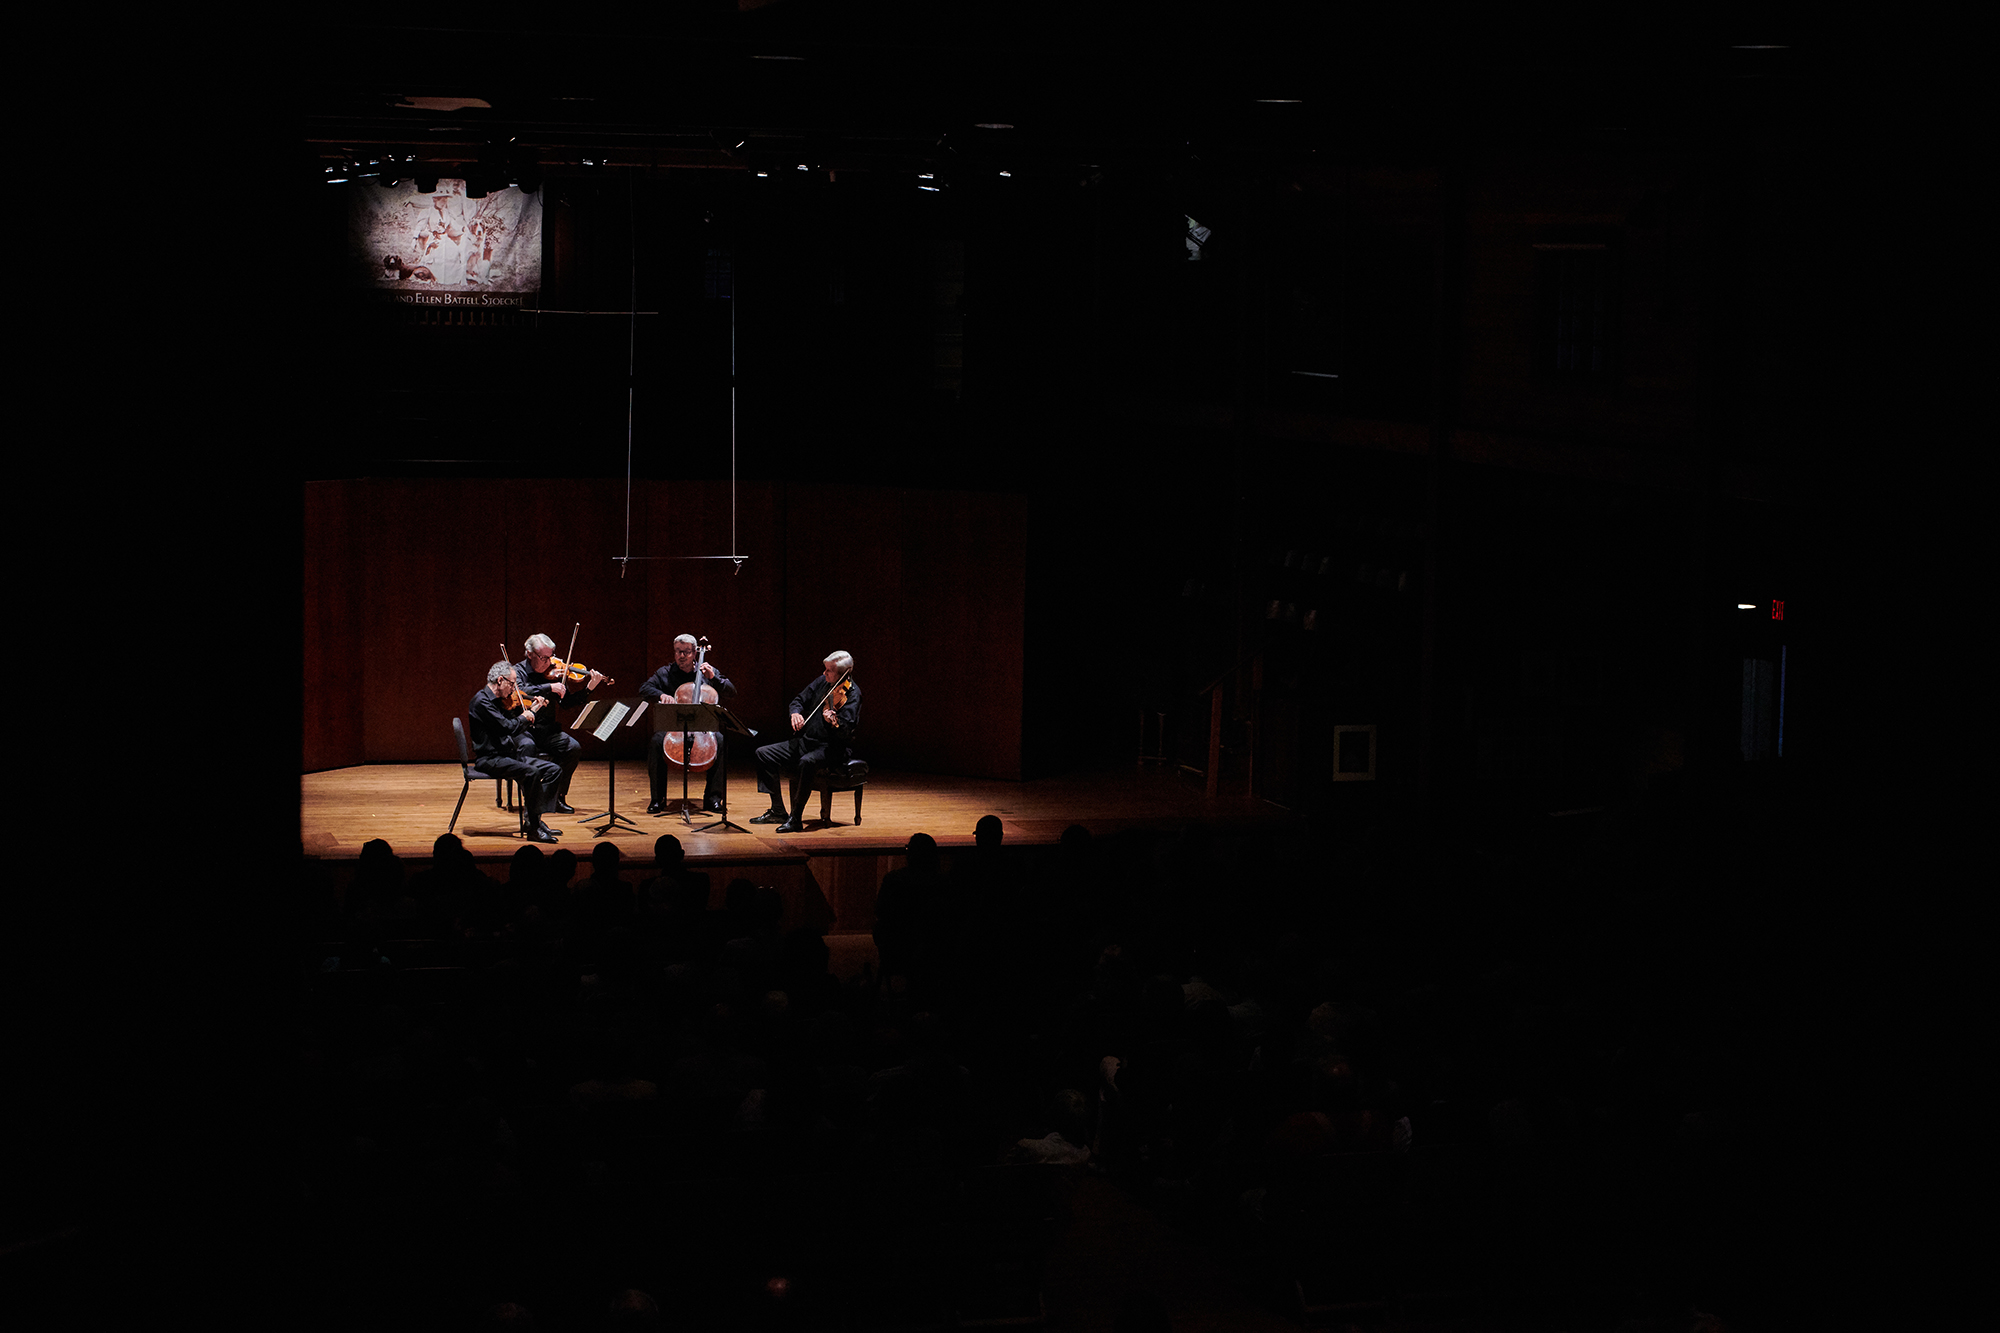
299, 4, 1852, 186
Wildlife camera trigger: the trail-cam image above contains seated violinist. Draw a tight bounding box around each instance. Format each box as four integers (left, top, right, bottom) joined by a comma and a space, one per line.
753, 650, 859, 834
641, 635, 737, 814
468, 662, 562, 843
514, 633, 611, 815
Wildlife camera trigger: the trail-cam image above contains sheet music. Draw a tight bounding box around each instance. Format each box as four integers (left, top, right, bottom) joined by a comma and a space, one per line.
569, 702, 599, 733
626, 700, 650, 727
592, 701, 631, 741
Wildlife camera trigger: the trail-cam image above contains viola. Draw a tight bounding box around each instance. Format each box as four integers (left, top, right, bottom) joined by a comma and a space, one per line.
662, 637, 722, 773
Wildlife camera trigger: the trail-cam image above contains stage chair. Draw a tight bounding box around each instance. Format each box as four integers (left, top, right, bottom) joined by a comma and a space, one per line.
450, 717, 517, 835
813, 758, 871, 825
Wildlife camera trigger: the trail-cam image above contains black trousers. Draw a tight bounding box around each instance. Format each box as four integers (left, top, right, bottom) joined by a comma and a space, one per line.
647, 732, 728, 805
520, 729, 581, 801
480, 754, 561, 824
754, 735, 844, 816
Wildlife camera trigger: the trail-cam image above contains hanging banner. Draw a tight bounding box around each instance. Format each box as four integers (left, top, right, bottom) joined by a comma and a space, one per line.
351, 178, 541, 307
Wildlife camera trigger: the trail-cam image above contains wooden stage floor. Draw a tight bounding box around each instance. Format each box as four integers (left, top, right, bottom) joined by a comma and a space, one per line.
304, 762, 1299, 935
303, 760, 1296, 865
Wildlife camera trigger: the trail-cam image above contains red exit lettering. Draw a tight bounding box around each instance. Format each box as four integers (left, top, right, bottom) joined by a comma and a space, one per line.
1771, 600, 1784, 620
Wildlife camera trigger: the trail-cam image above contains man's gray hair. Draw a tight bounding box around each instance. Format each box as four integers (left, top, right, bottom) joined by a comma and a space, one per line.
674, 634, 699, 648
524, 633, 555, 654
487, 661, 518, 688
824, 650, 854, 673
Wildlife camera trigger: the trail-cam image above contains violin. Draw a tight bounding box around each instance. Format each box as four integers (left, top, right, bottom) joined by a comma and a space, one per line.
820, 674, 853, 727
544, 624, 612, 689
805, 668, 854, 737
547, 658, 612, 686
499, 642, 543, 715
662, 637, 722, 773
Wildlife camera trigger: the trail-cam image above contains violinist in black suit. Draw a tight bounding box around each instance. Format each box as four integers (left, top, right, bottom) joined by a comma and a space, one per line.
468, 662, 563, 844
513, 633, 610, 815
753, 651, 859, 834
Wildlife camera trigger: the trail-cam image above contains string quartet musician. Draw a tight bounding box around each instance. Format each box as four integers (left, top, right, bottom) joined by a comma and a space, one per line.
514, 633, 610, 815
640, 634, 737, 814
753, 650, 860, 834
468, 662, 562, 843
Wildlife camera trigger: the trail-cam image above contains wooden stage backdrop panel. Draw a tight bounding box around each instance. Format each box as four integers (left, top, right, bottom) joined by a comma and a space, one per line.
785, 485, 1026, 781
784, 485, 907, 768
304, 478, 1026, 779
304, 479, 366, 772
501, 477, 651, 738
644, 479, 786, 739
897, 487, 1026, 779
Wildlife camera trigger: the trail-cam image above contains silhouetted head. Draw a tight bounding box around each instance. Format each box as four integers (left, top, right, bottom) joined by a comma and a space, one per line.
605, 1288, 660, 1328
549, 847, 578, 885
905, 832, 940, 875
483, 1301, 537, 1328
591, 842, 620, 873
976, 815, 1003, 850
509, 844, 545, 883
654, 834, 683, 869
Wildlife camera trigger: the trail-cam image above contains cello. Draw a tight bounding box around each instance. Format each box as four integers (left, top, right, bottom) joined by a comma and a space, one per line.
661, 637, 722, 773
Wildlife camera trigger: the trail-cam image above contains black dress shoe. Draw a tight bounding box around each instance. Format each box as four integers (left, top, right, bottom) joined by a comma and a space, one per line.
704, 797, 725, 813
546, 800, 576, 815
536, 821, 562, 838
526, 827, 559, 844
775, 819, 803, 834
750, 810, 788, 824
647, 799, 666, 815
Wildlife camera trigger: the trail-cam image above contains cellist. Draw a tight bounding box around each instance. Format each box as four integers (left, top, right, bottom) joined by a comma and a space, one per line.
640, 634, 737, 814
753, 651, 859, 834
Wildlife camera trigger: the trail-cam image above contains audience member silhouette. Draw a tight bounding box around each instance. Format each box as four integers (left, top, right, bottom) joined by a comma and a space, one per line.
873, 832, 946, 994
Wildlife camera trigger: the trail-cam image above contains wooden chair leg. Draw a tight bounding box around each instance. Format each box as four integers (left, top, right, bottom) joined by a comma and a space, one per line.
853, 786, 863, 825
820, 784, 832, 823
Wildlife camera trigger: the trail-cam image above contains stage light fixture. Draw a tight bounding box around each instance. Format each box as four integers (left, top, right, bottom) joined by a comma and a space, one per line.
415, 172, 439, 193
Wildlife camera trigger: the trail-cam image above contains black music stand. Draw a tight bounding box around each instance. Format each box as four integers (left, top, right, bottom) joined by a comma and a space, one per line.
564, 696, 661, 838
654, 701, 756, 834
